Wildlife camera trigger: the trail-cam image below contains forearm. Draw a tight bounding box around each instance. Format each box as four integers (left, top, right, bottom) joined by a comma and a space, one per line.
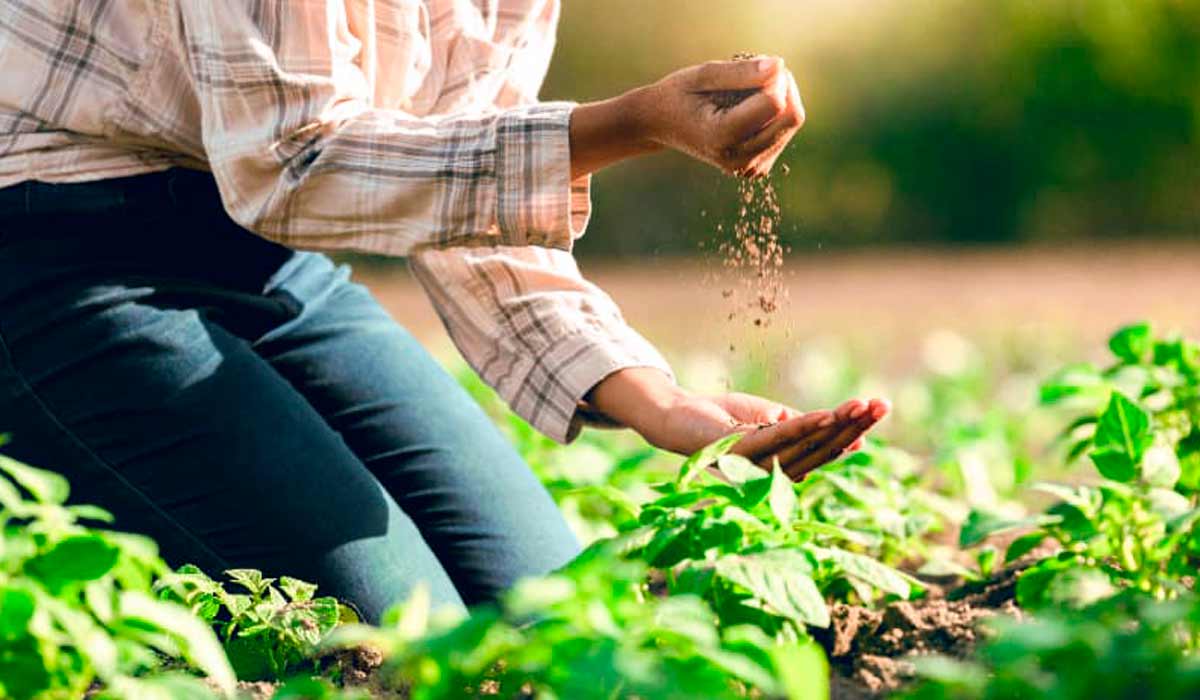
569, 89, 663, 179
586, 367, 682, 436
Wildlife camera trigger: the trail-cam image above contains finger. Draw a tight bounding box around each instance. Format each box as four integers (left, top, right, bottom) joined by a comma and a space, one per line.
758, 396, 873, 473
741, 399, 867, 469
784, 407, 886, 479
695, 56, 783, 92
783, 69, 806, 130
733, 110, 800, 173
868, 397, 892, 420
737, 72, 805, 178
771, 399, 878, 475
722, 72, 790, 141
732, 410, 835, 462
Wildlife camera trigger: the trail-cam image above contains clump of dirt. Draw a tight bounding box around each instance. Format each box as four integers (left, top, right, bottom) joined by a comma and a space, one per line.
817, 560, 1031, 699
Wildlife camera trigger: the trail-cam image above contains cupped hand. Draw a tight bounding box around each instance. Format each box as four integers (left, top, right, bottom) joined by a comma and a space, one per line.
587, 367, 888, 482
638, 55, 805, 178
649, 392, 890, 481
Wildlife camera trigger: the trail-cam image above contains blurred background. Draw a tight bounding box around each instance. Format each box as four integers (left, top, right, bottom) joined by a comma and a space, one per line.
547, 0, 1200, 252
350, 0, 1200, 481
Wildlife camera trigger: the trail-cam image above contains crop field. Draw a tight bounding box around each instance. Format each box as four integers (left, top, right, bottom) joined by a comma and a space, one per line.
2, 246, 1199, 699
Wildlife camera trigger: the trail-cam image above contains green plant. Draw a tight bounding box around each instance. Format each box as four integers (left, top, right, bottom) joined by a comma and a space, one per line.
157, 566, 347, 681
962, 324, 1200, 606
0, 443, 233, 699
902, 592, 1200, 700
603, 435, 924, 639
326, 553, 829, 700
795, 441, 950, 567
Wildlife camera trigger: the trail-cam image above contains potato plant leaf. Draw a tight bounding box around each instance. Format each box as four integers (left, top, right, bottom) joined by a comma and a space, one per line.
678, 433, 743, 488
812, 546, 917, 598
714, 550, 828, 628
1005, 530, 1048, 563
1109, 323, 1153, 364
118, 591, 236, 693
1090, 391, 1152, 482
768, 462, 797, 527
0, 456, 69, 505
25, 535, 120, 590
959, 509, 1030, 547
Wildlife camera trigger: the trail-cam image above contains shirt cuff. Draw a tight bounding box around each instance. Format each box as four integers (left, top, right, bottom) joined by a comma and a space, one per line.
532, 328, 675, 445
495, 102, 593, 249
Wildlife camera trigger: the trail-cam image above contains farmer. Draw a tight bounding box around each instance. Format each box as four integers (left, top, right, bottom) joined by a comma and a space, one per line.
0, 1, 888, 622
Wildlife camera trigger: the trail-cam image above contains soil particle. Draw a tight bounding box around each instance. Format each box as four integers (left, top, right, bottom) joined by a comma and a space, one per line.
713, 177, 788, 329
704, 52, 790, 332
819, 560, 1033, 699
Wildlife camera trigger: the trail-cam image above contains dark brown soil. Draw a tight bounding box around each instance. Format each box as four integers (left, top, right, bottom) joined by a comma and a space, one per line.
817, 554, 1039, 699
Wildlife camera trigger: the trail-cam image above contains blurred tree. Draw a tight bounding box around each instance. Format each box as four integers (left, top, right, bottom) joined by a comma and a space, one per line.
543, 0, 1200, 255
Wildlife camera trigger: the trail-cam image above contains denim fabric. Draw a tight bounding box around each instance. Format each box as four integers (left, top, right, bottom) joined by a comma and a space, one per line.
0, 170, 580, 623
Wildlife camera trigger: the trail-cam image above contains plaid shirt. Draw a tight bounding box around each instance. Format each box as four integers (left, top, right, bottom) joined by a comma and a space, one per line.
0, 0, 672, 443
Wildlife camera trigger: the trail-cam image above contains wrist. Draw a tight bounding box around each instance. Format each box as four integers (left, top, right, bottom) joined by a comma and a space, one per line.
619, 84, 665, 151
587, 367, 685, 436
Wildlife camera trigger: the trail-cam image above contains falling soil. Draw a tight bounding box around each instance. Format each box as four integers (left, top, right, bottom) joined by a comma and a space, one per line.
714, 177, 788, 329
702, 53, 791, 332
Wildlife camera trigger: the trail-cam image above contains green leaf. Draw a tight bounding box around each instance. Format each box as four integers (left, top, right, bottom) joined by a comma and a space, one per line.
1039, 363, 1104, 405
104, 674, 222, 700
225, 569, 274, 597
678, 433, 744, 488
0, 586, 35, 640
0, 455, 69, 504
1178, 430, 1200, 492
505, 576, 574, 619
1015, 555, 1077, 610
1043, 566, 1116, 609
794, 521, 883, 548
278, 576, 317, 603
25, 535, 119, 589
66, 504, 115, 523
714, 550, 828, 628
40, 593, 119, 679
768, 462, 797, 527
1091, 448, 1138, 482
118, 591, 235, 693
717, 454, 767, 487
1046, 501, 1097, 541
1005, 530, 1047, 563
813, 547, 917, 599
0, 637, 53, 699
1109, 323, 1153, 364
769, 638, 830, 700
1092, 391, 1152, 471
959, 509, 1029, 547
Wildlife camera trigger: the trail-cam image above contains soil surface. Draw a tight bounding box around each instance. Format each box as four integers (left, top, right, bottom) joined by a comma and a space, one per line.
817, 552, 1041, 699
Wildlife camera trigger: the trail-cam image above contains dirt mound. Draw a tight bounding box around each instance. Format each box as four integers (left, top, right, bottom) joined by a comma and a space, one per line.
820, 559, 1032, 699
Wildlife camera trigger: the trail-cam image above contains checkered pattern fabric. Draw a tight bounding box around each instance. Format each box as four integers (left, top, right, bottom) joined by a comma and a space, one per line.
0, 0, 672, 442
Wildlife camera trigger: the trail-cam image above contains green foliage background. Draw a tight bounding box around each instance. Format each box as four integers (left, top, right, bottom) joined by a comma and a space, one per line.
544, 0, 1200, 255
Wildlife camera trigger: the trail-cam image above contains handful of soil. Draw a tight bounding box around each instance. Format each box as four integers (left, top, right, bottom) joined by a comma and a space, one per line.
705, 52, 762, 111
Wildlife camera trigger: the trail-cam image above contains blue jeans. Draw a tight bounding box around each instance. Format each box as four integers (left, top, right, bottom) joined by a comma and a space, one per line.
0, 169, 579, 622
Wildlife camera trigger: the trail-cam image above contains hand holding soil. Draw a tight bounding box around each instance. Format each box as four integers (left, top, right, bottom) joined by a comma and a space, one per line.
636, 55, 805, 178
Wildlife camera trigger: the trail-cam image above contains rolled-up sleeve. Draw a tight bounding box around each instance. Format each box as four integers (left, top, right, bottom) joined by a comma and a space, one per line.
410, 246, 674, 443
176, 1, 585, 255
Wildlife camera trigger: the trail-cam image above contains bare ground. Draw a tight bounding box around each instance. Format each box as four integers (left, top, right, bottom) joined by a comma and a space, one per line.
348, 242, 1200, 365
